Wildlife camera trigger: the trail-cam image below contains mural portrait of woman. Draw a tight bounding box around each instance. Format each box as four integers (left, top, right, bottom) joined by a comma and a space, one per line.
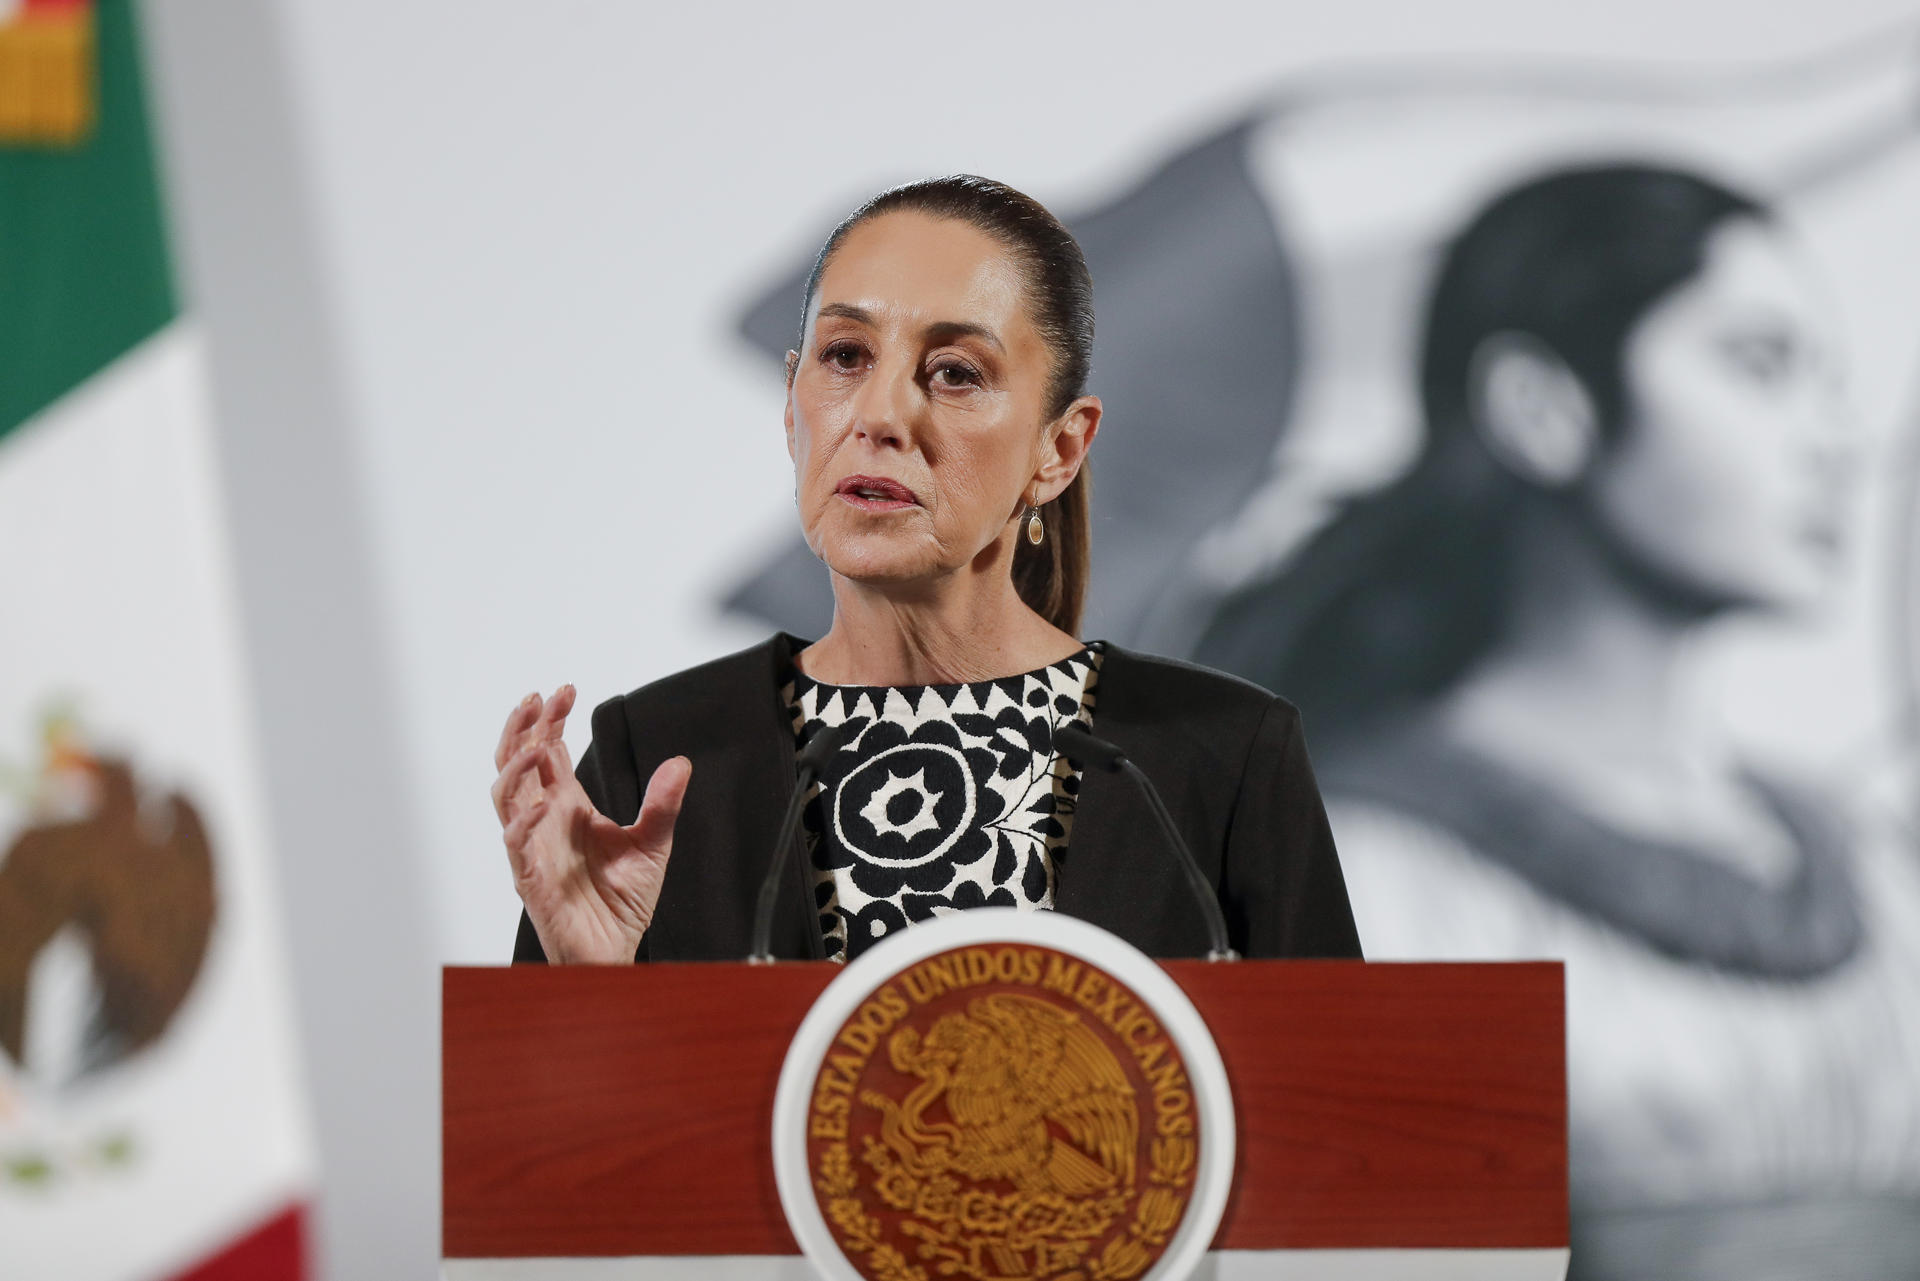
1195, 161, 1920, 1278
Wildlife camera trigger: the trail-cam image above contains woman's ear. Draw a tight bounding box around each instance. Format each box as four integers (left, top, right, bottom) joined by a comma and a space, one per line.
784, 351, 799, 462
1031, 395, 1103, 502
1469, 333, 1598, 487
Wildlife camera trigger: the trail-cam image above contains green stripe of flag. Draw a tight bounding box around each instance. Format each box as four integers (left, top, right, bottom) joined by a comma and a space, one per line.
0, 0, 177, 442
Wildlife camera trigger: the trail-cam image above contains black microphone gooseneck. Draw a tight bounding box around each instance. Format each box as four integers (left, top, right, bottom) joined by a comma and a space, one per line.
748, 721, 851, 963
1053, 725, 1239, 962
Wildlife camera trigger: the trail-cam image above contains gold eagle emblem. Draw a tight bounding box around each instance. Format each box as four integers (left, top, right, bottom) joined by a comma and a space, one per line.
808, 948, 1199, 1281
866, 992, 1137, 1199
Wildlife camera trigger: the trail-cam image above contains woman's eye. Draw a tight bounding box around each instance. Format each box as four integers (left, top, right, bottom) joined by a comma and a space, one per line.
1719, 333, 1794, 386
822, 342, 867, 370
930, 361, 981, 388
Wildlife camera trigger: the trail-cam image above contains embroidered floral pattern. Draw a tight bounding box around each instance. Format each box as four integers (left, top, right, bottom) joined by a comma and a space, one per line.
786, 648, 1102, 961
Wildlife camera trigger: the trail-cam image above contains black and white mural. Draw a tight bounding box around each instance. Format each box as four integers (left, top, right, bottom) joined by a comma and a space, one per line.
731, 34, 1920, 1281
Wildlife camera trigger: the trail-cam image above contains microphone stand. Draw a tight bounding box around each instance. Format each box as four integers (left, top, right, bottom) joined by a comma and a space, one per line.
1055, 725, 1239, 962
748, 721, 849, 963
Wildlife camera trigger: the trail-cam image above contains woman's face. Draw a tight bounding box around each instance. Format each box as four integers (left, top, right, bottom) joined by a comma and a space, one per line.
1586, 217, 1854, 614
785, 211, 1092, 593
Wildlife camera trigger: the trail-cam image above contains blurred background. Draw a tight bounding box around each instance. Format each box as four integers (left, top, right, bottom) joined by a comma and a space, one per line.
3, 0, 1917, 1278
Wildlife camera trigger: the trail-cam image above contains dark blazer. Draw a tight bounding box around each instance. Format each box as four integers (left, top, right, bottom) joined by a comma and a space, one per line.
513, 634, 1362, 963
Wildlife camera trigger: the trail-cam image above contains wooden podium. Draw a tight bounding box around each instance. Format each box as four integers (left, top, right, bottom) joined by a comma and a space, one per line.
443, 960, 1568, 1279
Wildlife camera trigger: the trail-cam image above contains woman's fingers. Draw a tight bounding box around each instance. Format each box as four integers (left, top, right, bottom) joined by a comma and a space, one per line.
535, 685, 577, 776
491, 745, 532, 823
491, 739, 557, 823
501, 800, 551, 878
628, 756, 692, 854
495, 692, 542, 771
537, 684, 576, 741
494, 683, 570, 779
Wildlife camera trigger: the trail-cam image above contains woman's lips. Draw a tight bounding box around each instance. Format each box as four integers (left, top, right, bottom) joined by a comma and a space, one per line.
836, 474, 918, 512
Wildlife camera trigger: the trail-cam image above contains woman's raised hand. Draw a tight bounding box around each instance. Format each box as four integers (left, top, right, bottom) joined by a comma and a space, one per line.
493, 685, 691, 964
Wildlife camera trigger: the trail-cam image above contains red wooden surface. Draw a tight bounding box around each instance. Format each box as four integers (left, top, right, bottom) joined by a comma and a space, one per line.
443, 961, 1565, 1258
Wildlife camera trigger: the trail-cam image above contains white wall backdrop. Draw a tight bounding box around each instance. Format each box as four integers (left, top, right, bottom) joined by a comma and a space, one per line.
142, 2, 1920, 1278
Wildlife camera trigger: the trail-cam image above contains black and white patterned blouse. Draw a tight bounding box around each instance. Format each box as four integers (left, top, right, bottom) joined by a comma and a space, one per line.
783, 645, 1103, 962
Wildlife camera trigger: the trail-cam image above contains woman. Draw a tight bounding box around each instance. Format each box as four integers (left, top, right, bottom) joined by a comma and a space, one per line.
491, 176, 1361, 967
1196, 165, 1920, 1279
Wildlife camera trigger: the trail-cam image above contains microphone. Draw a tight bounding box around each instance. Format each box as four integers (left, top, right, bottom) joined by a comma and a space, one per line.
748, 721, 851, 963
1053, 725, 1239, 962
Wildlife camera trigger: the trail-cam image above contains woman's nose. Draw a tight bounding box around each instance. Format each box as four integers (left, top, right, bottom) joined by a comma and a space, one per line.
1800, 392, 1861, 508
850, 360, 918, 449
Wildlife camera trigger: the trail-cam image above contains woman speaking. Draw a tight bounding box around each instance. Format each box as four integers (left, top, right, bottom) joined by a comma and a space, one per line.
491, 176, 1361, 965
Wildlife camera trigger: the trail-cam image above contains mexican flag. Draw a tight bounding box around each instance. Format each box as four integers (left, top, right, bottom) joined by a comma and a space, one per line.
0, 2, 316, 1278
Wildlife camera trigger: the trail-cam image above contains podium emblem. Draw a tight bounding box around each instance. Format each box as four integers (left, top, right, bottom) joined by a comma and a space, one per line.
774, 910, 1234, 1281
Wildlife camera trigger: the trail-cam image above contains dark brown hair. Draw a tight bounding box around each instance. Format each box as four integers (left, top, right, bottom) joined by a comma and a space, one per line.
799, 175, 1096, 636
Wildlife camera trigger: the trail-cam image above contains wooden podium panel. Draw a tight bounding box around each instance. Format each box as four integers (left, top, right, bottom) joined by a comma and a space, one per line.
444, 960, 1564, 1262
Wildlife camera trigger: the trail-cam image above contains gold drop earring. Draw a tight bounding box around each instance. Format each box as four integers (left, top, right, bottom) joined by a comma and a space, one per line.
1025, 503, 1045, 546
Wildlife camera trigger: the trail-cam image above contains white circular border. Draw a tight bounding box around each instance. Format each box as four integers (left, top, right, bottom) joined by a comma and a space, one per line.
772, 908, 1236, 1281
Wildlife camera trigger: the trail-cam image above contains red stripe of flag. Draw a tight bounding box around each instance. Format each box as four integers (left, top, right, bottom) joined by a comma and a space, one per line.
164, 1203, 309, 1281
